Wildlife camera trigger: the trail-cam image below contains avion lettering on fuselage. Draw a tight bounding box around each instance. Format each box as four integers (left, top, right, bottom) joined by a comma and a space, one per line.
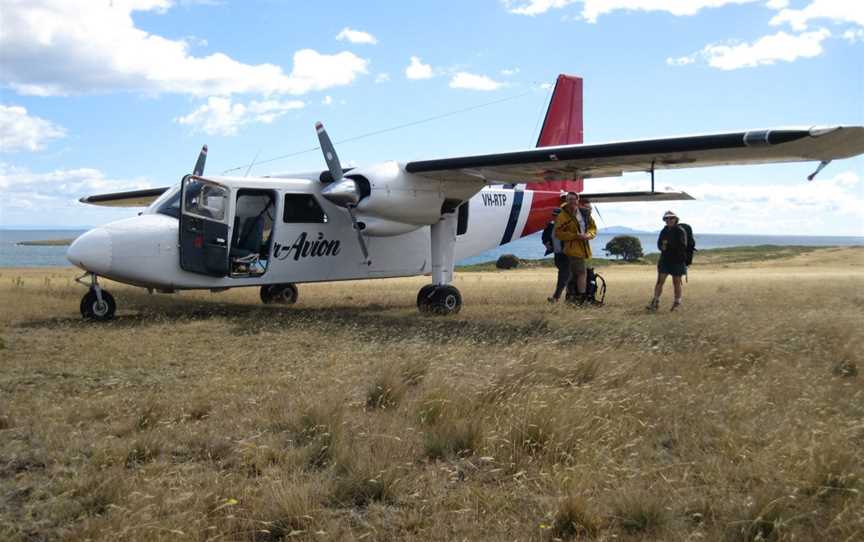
481, 192, 508, 207
274, 232, 341, 261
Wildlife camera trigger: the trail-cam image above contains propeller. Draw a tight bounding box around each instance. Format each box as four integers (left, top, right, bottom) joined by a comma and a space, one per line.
193, 144, 208, 176
315, 122, 370, 264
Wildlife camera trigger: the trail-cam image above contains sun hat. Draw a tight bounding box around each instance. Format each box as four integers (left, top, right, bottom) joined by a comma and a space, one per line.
662, 210, 678, 220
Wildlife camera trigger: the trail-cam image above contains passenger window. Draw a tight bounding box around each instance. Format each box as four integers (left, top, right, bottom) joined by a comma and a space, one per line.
184, 179, 228, 221
284, 194, 327, 223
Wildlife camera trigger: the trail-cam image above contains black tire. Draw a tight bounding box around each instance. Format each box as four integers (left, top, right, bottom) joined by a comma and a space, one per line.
416, 284, 436, 312
260, 283, 298, 305
424, 285, 462, 315
80, 289, 116, 321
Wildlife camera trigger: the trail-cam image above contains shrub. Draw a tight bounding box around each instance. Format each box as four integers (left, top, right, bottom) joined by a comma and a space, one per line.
604, 235, 644, 261
496, 254, 520, 269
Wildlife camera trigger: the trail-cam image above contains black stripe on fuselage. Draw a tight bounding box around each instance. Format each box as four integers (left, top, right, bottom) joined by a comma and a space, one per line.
405, 130, 810, 173
500, 190, 524, 246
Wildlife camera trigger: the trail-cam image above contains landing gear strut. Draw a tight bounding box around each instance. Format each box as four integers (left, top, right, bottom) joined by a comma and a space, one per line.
76, 273, 116, 321
417, 211, 462, 315
260, 283, 298, 305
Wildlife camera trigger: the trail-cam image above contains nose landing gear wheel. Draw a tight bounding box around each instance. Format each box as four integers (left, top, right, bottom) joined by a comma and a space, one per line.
80, 289, 116, 321
260, 283, 298, 305
417, 284, 462, 315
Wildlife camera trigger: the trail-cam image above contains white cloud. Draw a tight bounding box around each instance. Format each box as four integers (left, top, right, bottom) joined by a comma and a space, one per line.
584, 170, 864, 234
374, 73, 391, 83
843, 28, 864, 43
500, 67, 521, 76
0, 1, 369, 97
175, 97, 305, 136
335, 27, 378, 44
449, 72, 504, 91
666, 55, 696, 66
0, 162, 160, 226
0, 105, 66, 152
0, 162, 152, 204
321, 95, 333, 106
765, 0, 789, 9
405, 56, 434, 80
504, 0, 759, 21
503, 0, 577, 16
769, 0, 864, 31
669, 28, 831, 70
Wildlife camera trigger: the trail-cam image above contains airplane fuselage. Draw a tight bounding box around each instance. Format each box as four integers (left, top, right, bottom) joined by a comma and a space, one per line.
67, 177, 561, 291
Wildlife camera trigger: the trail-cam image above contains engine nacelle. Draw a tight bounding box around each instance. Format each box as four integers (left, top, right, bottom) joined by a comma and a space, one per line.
354, 215, 422, 237
353, 161, 446, 225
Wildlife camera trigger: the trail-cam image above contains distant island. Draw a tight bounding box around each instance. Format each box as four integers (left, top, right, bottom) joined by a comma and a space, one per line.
599, 226, 652, 234
16, 239, 74, 246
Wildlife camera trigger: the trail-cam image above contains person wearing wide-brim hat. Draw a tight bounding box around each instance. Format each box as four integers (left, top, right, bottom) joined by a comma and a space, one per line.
647, 210, 688, 311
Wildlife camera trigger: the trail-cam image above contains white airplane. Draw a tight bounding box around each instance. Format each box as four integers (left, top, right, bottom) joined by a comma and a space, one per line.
68, 74, 864, 320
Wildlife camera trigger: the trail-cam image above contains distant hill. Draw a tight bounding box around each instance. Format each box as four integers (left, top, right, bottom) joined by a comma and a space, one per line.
599, 226, 652, 234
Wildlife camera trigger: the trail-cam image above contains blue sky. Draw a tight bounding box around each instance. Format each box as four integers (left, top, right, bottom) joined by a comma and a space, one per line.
1, 0, 862, 234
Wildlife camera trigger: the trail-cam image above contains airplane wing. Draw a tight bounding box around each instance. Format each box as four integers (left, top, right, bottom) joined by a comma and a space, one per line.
580, 190, 694, 203
79, 187, 170, 207
405, 126, 864, 183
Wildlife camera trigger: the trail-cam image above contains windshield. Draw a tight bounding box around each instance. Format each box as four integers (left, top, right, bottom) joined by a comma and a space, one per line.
153, 186, 182, 218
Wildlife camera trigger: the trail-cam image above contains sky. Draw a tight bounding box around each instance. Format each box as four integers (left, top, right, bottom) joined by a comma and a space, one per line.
1, 0, 862, 235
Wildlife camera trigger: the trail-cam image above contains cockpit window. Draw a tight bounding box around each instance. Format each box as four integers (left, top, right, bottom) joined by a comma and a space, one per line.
184, 179, 229, 221
155, 189, 181, 218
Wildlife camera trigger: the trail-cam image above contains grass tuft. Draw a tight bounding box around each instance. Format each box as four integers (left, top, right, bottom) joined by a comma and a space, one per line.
124, 435, 162, 467
365, 369, 406, 410
725, 491, 795, 542
550, 494, 601, 540
253, 479, 325, 540
613, 492, 667, 535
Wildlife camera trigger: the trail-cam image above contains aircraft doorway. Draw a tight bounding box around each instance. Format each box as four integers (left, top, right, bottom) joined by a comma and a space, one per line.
230, 189, 276, 278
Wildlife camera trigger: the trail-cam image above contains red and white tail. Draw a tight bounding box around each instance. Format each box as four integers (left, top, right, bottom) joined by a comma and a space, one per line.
527, 74, 584, 194
520, 74, 584, 237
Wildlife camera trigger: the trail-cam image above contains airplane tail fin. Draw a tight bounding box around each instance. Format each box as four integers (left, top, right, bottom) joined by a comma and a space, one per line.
527, 74, 584, 194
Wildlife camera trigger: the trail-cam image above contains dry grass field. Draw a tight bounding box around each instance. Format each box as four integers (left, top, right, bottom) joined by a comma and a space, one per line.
1, 247, 863, 541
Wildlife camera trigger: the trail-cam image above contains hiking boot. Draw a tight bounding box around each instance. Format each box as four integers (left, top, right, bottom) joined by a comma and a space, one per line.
547, 296, 558, 304
670, 301, 682, 311
646, 299, 659, 311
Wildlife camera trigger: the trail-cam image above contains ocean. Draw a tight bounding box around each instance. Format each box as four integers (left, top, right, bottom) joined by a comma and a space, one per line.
1, 229, 862, 268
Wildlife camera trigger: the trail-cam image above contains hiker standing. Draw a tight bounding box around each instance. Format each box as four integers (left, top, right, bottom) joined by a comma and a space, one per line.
542, 208, 569, 302
554, 192, 597, 305
647, 210, 688, 311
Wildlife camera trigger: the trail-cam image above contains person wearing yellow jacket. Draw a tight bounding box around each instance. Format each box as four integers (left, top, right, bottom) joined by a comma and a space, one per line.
554, 192, 597, 304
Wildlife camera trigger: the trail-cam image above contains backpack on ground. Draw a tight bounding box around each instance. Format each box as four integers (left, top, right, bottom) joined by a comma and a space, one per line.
678, 223, 696, 266
565, 267, 606, 305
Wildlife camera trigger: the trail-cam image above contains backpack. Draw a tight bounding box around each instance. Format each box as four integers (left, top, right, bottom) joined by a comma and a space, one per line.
678, 223, 696, 266
565, 267, 607, 305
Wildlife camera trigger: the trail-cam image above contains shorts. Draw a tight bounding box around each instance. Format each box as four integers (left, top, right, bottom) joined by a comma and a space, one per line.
569, 256, 587, 274
658, 261, 687, 277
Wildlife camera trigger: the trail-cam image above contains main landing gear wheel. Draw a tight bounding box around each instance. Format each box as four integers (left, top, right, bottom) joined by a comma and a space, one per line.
80, 288, 116, 321
260, 283, 298, 305
417, 284, 462, 315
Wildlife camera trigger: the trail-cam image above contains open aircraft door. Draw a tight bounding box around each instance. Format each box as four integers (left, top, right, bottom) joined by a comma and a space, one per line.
180, 175, 231, 276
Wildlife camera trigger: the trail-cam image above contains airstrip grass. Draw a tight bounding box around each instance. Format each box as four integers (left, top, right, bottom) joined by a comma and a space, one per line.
1, 246, 862, 541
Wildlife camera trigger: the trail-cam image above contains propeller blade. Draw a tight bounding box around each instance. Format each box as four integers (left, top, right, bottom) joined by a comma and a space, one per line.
193, 144, 208, 176
315, 122, 343, 182
346, 205, 370, 264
